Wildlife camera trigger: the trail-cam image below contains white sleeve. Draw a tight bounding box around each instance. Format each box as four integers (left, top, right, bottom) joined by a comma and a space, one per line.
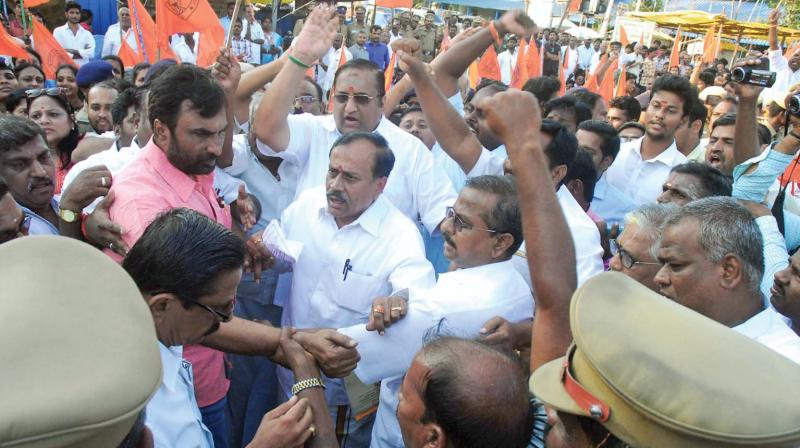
466, 148, 505, 177
387, 226, 437, 293
213, 169, 246, 204
410, 141, 458, 234
769, 49, 789, 73
101, 28, 114, 56
79, 31, 95, 60
223, 135, 253, 177
255, 113, 317, 169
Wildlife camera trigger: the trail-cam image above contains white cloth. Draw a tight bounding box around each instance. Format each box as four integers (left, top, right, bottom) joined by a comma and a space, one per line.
576, 45, 595, 69
240, 18, 264, 65
467, 149, 604, 287
321, 47, 353, 92
52, 24, 95, 66
497, 49, 518, 85
767, 49, 800, 93
338, 260, 533, 448
170, 33, 199, 65
561, 46, 578, 76
256, 114, 457, 233
590, 173, 638, 227
101, 23, 137, 57
603, 136, 687, 206
733, 307, 800, 365
146, 343, 213, 448
277, 187, 436, 406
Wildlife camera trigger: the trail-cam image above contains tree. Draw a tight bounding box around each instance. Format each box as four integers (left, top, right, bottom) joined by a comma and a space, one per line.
768, 0, 800, 31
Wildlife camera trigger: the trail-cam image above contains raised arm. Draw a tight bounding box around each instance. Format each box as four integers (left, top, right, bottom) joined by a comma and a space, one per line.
210, 48, 242, 168
253, 6, 339, 152
732, 58, 764, 169
234, 54, 287, 126
397, 48, 482, 173
769, 8, 779, 52
477, 90, 576, 371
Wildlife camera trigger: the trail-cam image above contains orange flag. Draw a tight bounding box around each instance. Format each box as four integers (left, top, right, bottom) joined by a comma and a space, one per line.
584, 54, 605, 93
118, 33, 142, 66
468, 60, 479, 89
129, 0, 176, 63
384, 53, 396, 93
567, 0, 582, 12
510, 38, 528, 89
525, 38, 541, 78
30, 19, 75, 79
0, 22, 29, 61
477, 45, 501, 82
599, 59, 618, 103
619, 26, 630, 47
155, 0, 224, 67
615, 69, 627, 98
669, 26, 682, 68
23, 0, 50, 7
558, 47, 570, 95
700, 29, 716, 64
376, 0, 412, 7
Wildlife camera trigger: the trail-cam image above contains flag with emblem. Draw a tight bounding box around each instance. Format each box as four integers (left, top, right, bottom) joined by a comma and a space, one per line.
477, 45, 501, 82
156, 0, 224, 67
30, 18, 75, 79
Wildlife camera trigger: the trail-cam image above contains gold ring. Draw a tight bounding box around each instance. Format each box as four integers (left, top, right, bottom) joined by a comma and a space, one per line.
100, 177, 107, 187
373, 305, 385, 314
390, 307, 403, 311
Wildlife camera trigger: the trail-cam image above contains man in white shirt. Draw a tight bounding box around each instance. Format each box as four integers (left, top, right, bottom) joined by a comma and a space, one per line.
655, 197, 800, 364
767, 9, 800, 93
53, 1, 95, 67
253, 8, 456, 236
337, 175, 533, 448
320, 33, 352, 95
602, 74, 690, 206
561, 35, 578, 77
240, 4, 264, 65
278, 132, 437, 446
497, 35, 518, 85
170, 33, 199, 64
101, 6, 136, 57
576, 37, 595, 70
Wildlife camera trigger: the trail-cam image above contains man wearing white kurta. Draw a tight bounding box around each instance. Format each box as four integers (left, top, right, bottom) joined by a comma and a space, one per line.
277, 132, 436, 446
337, 175, 534, 447
102, 7, 137, 57
53, 2, 95, 67
497, 38, 518, 86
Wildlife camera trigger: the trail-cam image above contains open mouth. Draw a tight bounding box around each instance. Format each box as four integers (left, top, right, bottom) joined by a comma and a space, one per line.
707, 153, 722, 164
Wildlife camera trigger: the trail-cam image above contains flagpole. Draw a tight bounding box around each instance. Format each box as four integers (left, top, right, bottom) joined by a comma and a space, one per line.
130, 0, 149, 62
19, 0, 27, 35
225, 0, 243, 48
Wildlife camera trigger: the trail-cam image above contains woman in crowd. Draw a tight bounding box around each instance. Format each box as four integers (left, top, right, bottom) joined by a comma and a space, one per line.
131, 63, 150, 87
6, 88, 28, 117
0, 61, 18, 112
55, 64, 84, 113
14, 61, 44, 90
26, 88, 84, 194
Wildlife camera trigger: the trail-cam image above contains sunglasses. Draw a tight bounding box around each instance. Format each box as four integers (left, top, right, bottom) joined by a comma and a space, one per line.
25, 87, 65, 99
294, 95, 319, 104
333, 92, 380, 105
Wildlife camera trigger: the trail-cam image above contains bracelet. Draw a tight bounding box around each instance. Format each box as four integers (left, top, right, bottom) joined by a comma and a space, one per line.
292, 377, 326, 395
288, 54, 312, 69
488, 21, 501, 44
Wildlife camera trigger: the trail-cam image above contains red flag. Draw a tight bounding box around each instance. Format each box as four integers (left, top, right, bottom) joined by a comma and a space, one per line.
0, 22, 29, 61
384, 53, 396, 93
477, 45, 501, 82
615, 69, 627, 98
376, 0, 412, 7
30, 19, 75, 79
510, 38, 528, 89
156, 0, 224, 67
599, 59, 618, 103
118, 32, 142, 66
129, 0, 176, 63
567, 0, 582, 12
669, 26, 682, 69
619, 26, 630, 47
525, 39, 541, 78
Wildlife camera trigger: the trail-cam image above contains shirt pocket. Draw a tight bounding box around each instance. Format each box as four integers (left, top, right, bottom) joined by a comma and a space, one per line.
331, 269, 383, 318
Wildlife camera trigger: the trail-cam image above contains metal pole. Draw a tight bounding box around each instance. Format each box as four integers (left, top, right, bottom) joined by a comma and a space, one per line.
730, 28, 743, 65
635, 0, 641, 12
599, 0, 615, 38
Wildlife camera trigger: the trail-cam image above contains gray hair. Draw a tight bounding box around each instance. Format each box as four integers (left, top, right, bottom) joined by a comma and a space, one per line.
624, 203, 679, 259
463, 175, 522, 259
662, 197, 764, 292
0, 115, 47, 154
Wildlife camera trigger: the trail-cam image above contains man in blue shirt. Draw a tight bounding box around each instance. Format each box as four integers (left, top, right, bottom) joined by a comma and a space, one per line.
365, 25, 390, 70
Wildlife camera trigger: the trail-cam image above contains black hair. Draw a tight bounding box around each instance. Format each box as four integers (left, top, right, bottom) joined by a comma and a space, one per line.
132, 63, 151, 82
767, 101, 786, 118
608, 95, 642, 123
464, 175, 522, 258
329, 131, 395, 179
698, 70, 715, 87
333, 59, 385, 97
757, 124, 772, 146
4, 88, 28, 114
399, 104, 424, 121
56, 63, 78, 78
574, 102, 592, 126
111, 87, 138, 126
147, 64, 225, 132
541, 118, 578, 176
578, 119, 620, 160
0, 115, 47, 154
522, 76, 561, 107
65, 1, 81, 12
303, 75, 323, 102
670, 162, 732, 198
14, 60, 44, 80
563, 149, 597, 204
102, 54, 125, 74
544, 96, 589, 129
0, 176, 7, 198
711, 112, 736, 133
370, 24, 381, 32
123, 208, 245, 304
24, 49, 42, 67
27, 92, 82, 167
651, 74, 696, 116
571, 88, 603, 112
688, 97, 708, 137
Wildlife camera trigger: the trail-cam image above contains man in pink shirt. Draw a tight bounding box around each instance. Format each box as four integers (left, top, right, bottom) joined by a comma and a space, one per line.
107, 61, 360, 447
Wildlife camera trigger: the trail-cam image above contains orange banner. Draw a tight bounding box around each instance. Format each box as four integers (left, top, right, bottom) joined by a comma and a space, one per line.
155, 0, 223, 67
30, 19, 75, 79
0, 22, 30, 61
477, 45, 501, 82
376, 0, 412, 7
510, 38, 528, 89
525, 39, 541, 78
669, 26, 682, 68
615, 69, 627, 99
129, 0, 176, 63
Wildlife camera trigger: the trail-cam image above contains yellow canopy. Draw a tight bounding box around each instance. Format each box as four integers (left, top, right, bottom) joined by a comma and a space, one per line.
623, 10, 800, 41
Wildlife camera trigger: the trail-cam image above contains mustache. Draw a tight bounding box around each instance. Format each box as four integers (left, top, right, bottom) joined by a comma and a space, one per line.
27, 177, 53, 192
443, 232, 456, 249
327, 190, 348, 203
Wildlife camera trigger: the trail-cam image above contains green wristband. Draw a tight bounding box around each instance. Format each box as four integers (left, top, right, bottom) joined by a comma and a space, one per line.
288, 54, 312, 69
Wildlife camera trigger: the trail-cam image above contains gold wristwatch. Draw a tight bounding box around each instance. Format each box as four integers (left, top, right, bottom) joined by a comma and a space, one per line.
58, 208, 81, 223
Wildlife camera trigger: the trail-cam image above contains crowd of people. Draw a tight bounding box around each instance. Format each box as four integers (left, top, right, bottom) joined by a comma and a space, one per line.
1, 2, 800, 448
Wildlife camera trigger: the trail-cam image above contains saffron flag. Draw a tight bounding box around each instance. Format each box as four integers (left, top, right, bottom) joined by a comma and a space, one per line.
468, 60, 479, 90
525, 38, 541, 78
615, 69, 627, 99
700, 29, 716, 64
0, 22, 30, 61
384, 53, 396, 94
619, 26, 630, 47
155, 0, 224, 67
477, 45, 501, 82
129, 0, 176, 63
118, 32, 142, 66
567, 0, 582, 12
30, 19, 74, 79
558, 47, 570, 96
510, 38, 528, 89
669, 26, 682, 68
376, 0, 412, 7
599, 59, 618, 103
22, 0, 50, 8
584, 54, 606, 94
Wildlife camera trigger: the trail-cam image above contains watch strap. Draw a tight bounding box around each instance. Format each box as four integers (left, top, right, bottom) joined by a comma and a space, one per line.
291, 377, 326, 395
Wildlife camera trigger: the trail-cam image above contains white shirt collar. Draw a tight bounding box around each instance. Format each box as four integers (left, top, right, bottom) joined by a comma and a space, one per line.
158, 342, 184, 391
624, 136, 684, 166
318, 193, 389, 238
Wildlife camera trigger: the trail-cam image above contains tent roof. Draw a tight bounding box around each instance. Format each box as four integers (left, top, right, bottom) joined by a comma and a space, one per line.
624, 10, 800, 41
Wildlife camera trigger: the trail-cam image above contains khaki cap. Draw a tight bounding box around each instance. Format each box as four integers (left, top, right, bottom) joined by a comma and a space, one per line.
0, 236, 161, 447
531, 272, 800, 447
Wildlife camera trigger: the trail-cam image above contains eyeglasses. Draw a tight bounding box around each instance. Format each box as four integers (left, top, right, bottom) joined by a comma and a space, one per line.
609, 239, 661, 270
294, 95, 319, 104
333, 92, 381, 105
445, 206, 497, 234
151, 290, 234, 322
25, 87, 65, 99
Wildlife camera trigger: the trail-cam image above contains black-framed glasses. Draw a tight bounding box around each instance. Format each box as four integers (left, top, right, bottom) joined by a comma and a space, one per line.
445, 206, 497, 234
609, 239, 661, 270
150, 290, 234, 322
294, 95, 319, 104
333, 92, 381, 105
25, 87, 65, 99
